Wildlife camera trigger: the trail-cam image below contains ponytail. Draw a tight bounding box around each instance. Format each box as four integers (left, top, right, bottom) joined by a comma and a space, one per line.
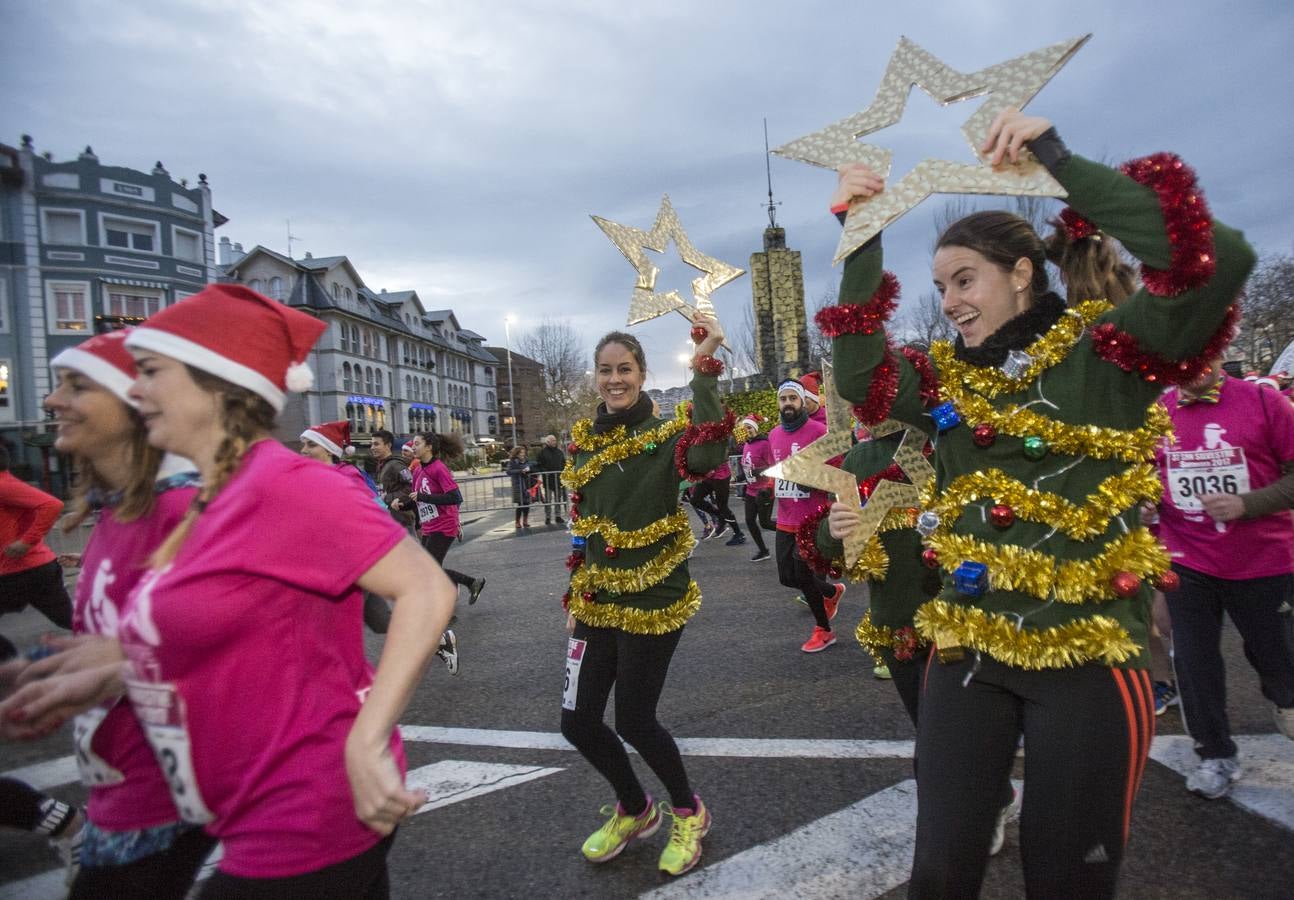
1045, 219, 1138, 306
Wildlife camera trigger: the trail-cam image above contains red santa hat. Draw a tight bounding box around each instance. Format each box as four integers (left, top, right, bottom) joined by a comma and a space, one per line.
799, 372, 822, 403
301, 420, 354, 459
124, 284, 326, 412
738, 413, 766, 432
401, 440, 415, 453
50, 328, 138, 406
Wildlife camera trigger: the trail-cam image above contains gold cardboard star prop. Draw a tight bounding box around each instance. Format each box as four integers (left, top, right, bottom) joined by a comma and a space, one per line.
773, 34, 1090, 264
592, 194, 744, 327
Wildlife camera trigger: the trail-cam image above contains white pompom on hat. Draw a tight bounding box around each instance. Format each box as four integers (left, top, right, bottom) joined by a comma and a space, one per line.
301, 420, 354, 459
50, 328, 139, 406
125, 284, 327, 412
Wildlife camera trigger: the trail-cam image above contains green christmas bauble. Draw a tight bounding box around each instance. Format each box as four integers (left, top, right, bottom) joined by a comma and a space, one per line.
644, 442, 658, 454
1022, 436, 1048, 461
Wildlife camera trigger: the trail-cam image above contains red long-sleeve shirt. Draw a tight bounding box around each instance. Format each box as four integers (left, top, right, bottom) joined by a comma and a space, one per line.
0, 471, 62, 575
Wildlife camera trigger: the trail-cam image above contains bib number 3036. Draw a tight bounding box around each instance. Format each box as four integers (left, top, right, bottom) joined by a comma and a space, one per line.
562, 638, 587, 711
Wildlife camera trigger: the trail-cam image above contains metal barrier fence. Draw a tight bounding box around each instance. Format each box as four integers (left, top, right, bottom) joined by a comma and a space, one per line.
458, 469, 567, 514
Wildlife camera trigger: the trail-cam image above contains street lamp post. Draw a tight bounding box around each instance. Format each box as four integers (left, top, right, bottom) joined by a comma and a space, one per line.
504, 315, 519, 449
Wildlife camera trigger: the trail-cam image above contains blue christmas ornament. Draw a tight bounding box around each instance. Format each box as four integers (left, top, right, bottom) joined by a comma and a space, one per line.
931, 402, 962, 432
953, 561, 989, 597
571, 535, 587, 550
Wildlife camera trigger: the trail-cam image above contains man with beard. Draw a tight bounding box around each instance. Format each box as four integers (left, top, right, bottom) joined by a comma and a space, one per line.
767, 379, 845, 651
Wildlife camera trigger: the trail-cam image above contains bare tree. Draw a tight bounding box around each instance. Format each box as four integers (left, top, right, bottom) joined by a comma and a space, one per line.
901, 288, 956, 347
732, 302, 759, 376
1235, 253, 1294, 371
518, 318, 597, 437
806, 285, 837, 364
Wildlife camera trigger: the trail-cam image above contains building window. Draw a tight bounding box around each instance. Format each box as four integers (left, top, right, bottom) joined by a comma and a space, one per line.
484, 366, 492, 377
486, 390, 495, 406
268, 276, 284, 301
47, 281, 91, 332
0, 281, 7, 333
249, 278, 264, 294
362, 329, 372, 358
343, 362, 353, 391
41, 209, 86, 245
332, 283, 341, 300
365, 366, 374, 393
101, 215, 158, 253
0, 359, 11, 422
376, 370, 383, 395
405, 374, 412, 400
172, 227, 202, 262
105, 288, 163, 319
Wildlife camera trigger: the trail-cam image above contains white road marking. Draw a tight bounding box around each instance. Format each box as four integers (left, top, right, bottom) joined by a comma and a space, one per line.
641, 780, 919, 900
406, 759, 564, 814
2, 755, 80, 791
0, 871, 64, 900
1149, 733, 1294, 831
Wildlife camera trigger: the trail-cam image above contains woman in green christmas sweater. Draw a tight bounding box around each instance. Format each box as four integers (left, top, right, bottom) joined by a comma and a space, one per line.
558, 314, 732, 878
822, 109, 1254, 898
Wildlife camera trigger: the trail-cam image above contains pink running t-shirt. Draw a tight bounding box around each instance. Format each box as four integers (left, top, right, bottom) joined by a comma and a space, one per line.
767, 418, 829, 532
117, 440, 407, 878
74, 478, 196, 832
1157, 377, 1294, 579
741, 438, 775, 498
413, 458, 461, 538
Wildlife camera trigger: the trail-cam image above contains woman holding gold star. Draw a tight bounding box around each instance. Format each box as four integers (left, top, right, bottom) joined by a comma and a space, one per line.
822, 108, 1254, 897
558, 312, 733, 877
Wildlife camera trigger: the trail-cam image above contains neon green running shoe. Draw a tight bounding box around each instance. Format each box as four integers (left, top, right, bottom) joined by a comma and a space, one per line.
658, 795, 711, 876
873, 664, 892, 680
581, 798, 661, 862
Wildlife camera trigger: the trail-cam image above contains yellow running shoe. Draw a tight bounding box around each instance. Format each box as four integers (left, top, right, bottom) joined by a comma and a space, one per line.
581, 798, 661, 862
658, 795, 711, 876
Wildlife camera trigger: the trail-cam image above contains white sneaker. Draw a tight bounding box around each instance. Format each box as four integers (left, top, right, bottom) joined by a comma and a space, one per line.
50, 808, 85, 886
436, 629, 459, 676
1275, 705, 1294, 740
1186, 756, 1241, 799
989, 786, 1021, 856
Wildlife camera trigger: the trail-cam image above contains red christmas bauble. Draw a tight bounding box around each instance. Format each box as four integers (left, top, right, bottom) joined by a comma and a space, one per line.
581, 591, 595, 602
690, 325, 708, 343
567, 442, 579, 455
604, 546, 619, 559
1155, 570, 1181, 592
571, 491, 583, 504
972, 423, 997, 448
989, 504, 1015, 528
1111, 571, 1141, 598
921, 548, 940, 569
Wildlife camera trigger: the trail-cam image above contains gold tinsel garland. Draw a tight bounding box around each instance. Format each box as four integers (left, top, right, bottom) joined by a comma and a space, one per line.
568, 580, 702, 635
842, 535, 892, 582
936, 388, 1172, 464
571, 509, 690, 549
914, 599, 1140, 670
926, 527, 1169, 604
562, 417, 687, 490
930, 300, 1111, 397
568, 528, 696, 597
854, 611, 928, 667
930, 464, 1163, 541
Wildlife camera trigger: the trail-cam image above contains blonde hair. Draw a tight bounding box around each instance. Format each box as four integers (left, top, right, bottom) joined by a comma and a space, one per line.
63, 406, 165, 529
150, 368, 276, 567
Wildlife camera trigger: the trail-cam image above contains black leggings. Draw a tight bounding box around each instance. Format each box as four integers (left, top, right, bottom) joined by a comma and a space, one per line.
910, 655, 1154, 900
199, 833, 394, 899
774, 530, 833, 629
70, 826, 217, 900
0, 559, 73, 628
420, 531, 475, 590
1166, 565, 1294, 759
0, 776, 76, 833
560, 621, 693, 812
742, 494, 771, 553
692, 480, 741, 535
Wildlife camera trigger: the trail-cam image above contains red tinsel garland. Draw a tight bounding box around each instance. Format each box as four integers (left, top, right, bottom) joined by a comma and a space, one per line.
852, 348, 899, 426
1119, 152, 1215, 296
693, 353, 724, 376
795, 504, 840, 577
1091, 303, 1240, 385
899, 346, 941, 406
1058, 206, 1100, 242
674, 407, 737, 482
815, 271, 900, 338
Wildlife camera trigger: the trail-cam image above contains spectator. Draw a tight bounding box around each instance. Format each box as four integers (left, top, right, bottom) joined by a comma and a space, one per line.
507, 446, 533, 531
537, 435, 567, 526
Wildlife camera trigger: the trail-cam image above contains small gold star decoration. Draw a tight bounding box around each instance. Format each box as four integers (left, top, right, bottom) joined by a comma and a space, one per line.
764, 362, 935, 566
592, 194, 744, 328
773, 34, 1090, 264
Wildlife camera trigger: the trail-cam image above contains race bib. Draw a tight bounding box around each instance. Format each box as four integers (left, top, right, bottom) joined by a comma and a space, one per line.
416, 500, 439, 522
562, 638, 587, 711
73, 706, 125, 787
775, 478, 810, 500
1166, 447, 1250, 512
125, 678, 214, 824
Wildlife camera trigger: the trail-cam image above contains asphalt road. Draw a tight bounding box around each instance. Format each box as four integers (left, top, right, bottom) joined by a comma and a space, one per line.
3, 510, 1292, 898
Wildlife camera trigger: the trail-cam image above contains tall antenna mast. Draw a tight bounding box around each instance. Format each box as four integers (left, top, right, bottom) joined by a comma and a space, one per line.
287, 219, 300, 260
762, 118, 781, 229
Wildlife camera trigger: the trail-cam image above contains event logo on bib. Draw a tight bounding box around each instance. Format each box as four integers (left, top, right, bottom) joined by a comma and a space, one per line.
1166, 423, 1248, 532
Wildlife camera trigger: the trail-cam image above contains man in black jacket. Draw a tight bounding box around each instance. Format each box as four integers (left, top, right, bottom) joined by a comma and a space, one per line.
372, 429, 415, 532
536, 434, 567, 525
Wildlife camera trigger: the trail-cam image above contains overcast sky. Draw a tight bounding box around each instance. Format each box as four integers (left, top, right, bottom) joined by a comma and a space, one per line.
4, 0, 1291, 389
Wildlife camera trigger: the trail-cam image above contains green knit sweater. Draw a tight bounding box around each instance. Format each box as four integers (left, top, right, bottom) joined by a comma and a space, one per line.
831, 153, 1256, 670
561, 372, 729, 634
